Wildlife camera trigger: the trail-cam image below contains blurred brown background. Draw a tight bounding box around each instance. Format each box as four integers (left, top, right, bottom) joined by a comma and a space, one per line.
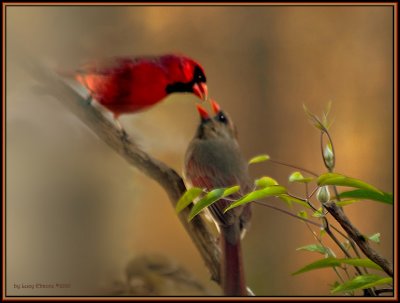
6, 5, 394, 296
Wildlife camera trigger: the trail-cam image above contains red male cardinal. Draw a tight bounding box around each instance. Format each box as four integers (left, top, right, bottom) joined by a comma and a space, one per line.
72, 54, 208, 130
184, 100, 251, 296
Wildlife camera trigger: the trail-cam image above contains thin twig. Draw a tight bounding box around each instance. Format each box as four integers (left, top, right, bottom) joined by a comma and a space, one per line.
304, 222, 346, 284
324, 201, 393, 277
323, 220, 376, 296
322, 218, 361, 274
307, 186, 320, 199
254, 201, 321, 228
320, 128, 377, 282
278, 194, 359, 243
374, 288, 394, 295
268, 159, 319, 177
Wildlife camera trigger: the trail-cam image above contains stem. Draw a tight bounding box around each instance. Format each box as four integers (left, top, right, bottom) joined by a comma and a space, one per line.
323, 219, 356, 266
254, 201, 323, 228
304, 222, 346, 284
307, 186, 320, 199
374, 288, 394, 295
324, 202, 393, 277
322, 218, 376, 296
269, 159, 319, 177
320, 128, 377, 283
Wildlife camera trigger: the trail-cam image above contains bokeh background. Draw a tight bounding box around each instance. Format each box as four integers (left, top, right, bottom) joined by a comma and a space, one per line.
6, 5, 394, 296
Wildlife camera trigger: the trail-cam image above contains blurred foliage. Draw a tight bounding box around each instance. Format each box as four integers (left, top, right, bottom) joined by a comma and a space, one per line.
108, 254, 210, 296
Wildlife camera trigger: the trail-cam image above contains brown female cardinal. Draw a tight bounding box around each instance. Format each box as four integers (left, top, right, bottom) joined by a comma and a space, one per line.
184, 99, 251, 296
71, 54, 208, 131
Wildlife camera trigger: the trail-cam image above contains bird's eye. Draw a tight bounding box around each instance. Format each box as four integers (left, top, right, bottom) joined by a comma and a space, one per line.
194, 66, 206, 83
217, 112, 228, 124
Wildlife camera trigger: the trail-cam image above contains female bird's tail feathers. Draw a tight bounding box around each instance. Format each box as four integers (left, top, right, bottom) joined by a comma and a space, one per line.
220, 224, 247, 296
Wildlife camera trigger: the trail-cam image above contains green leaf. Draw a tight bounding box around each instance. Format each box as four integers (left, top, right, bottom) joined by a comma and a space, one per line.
312, 208, 325, 218
342, 240, 351, 251
322, 101, 334, 129
293, 258, 340, 275
255, 176, 278, 187
331, 275, 392, 294
289, 172, 303, 182
335, 199, 361, 207
368, 233, 381, 244
175, 187, 204, 213
279, 194, 310, 208
297, 210, 308, 219
248, 154, 270, 164
317, 173, 382, 194
360, 277, 393, 291
303, 104, 325, 131
337, 258, 382, 270
222, 185, 241, 197
188, 188, 225, 221
297, 245, 336, 258
292, 258, 382, 275
338, 189, 393, 205
289, 171, 314, 183
279, 194, 292, 207
224, 185, 287, 212
329, 281, 340, 292
296, 244, 328, 254
322, 101, 331, 120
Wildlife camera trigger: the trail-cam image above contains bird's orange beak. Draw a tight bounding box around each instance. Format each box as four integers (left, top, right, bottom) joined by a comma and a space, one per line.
196, 104, 210, 121
210, 98, 221, 114
192, 83, 208, 101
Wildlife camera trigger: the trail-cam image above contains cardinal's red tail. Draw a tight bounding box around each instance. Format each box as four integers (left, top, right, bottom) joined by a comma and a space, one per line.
220, 225, 247, 296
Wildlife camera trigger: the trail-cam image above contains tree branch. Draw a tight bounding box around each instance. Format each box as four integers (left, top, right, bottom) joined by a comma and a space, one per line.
324, 201, 393, 277
28, 64, 222, 283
